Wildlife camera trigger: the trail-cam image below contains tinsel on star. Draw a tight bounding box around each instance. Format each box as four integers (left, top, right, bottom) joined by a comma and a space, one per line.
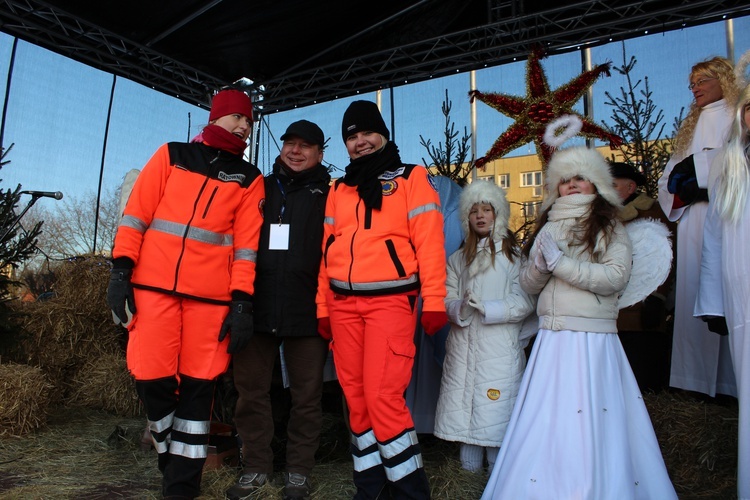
470, 47, 623, 169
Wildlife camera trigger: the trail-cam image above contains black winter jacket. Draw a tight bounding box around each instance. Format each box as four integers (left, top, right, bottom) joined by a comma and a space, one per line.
253, 159, 330, 337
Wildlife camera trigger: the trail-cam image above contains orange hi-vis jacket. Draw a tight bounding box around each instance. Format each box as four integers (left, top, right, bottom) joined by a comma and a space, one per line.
113, 142, 264, 303
316, 164, 447, 316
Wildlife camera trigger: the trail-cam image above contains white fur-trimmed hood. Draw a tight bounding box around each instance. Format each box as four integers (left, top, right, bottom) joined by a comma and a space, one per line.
541, 146, 622, 211
459, 180, 510, 240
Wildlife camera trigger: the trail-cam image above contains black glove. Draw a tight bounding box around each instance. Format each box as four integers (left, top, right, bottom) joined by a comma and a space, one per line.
667, 155, 708, 205
218, 300, 254, 354
703, 316, 729, 336
640, 295, 664, 330
678, 182, 708, 205
667, 155, 696, 194
107, 268, 136, 326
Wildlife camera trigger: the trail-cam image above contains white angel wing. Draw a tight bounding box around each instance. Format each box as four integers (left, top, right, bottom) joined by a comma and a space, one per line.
618, 218, 673, 309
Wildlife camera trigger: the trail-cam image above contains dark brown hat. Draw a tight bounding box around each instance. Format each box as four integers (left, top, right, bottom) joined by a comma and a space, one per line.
609, 162, 646, 186
281, 120, 325, 148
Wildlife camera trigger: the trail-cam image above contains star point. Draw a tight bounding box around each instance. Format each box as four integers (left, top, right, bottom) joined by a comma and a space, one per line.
472, 48, 622, 169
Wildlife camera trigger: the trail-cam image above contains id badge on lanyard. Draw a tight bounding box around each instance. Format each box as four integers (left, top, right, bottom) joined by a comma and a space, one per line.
269, 176, 290, 250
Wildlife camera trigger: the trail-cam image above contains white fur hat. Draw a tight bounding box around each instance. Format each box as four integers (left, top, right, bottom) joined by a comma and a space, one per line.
459, 180, 510, 240
541, 146, 622, 211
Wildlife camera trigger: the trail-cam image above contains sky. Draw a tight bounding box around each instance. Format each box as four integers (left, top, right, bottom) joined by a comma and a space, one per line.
1, 17, 749, 215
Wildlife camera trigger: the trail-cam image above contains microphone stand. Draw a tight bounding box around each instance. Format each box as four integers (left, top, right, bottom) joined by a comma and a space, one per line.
0, 193, 42, 244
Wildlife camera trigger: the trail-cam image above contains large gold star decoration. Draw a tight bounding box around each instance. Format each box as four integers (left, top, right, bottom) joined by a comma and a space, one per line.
470, 47, 623, 169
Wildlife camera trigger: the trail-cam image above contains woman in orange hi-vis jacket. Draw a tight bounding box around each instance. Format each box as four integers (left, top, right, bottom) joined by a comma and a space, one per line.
316, 100, 448, 499
106, 88, 264, 499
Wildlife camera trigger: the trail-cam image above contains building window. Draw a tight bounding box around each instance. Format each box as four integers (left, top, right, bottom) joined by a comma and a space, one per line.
522, 201, 541, 218
521, 171, 542, 187
521, 171, 543, 197
498, 173, 510, 189
478, 175, 494, 183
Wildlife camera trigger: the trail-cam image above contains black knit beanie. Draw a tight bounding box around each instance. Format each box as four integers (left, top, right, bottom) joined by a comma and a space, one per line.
341, 100, 390, 142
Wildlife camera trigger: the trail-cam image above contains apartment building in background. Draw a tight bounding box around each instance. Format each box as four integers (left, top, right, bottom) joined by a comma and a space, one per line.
471, 145, 626, 239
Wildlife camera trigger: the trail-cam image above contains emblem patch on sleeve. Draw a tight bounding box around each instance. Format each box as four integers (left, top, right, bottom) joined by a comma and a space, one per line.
381, 180, 398, 196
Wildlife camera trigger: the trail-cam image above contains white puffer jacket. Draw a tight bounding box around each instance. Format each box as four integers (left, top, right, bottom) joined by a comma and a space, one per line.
434, 180, 536, 446
521, 194, 632, 333
435, 240, 536, 446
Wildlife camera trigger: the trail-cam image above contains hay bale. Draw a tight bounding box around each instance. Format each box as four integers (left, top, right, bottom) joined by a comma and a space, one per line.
644, 390, 738, 498
52, 254, 112, 307
68, 353, 142, 417
14, 255, 125, 403
0, 362, 53, 436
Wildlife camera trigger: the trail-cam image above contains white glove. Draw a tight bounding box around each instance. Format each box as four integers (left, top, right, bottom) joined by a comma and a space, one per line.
534, 247, 549, 273
538, 232, 563, 271
459, 293, 473, 320
467, 293, 485, 315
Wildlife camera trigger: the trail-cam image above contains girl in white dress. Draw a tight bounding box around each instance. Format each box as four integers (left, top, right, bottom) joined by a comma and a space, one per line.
481, 146, 677, 500
434, 181, 535, 475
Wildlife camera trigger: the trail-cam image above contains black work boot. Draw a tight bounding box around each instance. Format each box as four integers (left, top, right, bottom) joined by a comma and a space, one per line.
283, 472, 312, 500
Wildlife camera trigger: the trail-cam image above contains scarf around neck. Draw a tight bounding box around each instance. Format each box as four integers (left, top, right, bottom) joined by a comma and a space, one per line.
548, 193, 595, 221
467, 236, 499, 279
342, 141, 402, 210
200, 124, 248, 156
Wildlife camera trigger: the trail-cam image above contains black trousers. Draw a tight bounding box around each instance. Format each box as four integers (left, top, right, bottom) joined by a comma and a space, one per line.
232, 334, 329, 475
618, 330, 672, 392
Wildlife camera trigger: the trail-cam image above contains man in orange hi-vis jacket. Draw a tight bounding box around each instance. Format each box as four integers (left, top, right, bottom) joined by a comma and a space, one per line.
316, 100, 448, 499
107, 87, 264, 499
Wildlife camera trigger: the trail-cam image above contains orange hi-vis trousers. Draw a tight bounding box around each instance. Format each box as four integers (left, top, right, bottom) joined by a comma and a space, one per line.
127, 288, 231, 380
127, 288, 231, 498
328, 291, 431, 499
328, 291, 419, 440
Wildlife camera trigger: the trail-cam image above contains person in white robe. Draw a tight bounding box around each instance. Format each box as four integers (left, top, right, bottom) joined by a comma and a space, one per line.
657, 56, 739, 397
695, 81, 750, 500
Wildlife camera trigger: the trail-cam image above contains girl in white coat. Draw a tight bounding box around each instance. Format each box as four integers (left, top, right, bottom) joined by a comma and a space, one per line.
482, 146, 677, 500
434, 181, 535, 474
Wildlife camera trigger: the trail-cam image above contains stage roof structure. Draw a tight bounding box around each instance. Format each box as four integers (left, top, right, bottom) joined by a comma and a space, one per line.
1, 0, 748, 115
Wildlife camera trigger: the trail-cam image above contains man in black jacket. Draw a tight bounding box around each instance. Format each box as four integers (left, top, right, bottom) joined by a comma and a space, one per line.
611, 162, 676, 392
227, 120, 331, 500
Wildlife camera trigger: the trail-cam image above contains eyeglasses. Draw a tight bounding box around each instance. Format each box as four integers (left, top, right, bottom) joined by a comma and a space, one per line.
688, 77, 717, 91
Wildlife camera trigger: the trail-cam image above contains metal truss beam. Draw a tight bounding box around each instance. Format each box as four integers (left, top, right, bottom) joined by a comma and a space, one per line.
260, 0, 750, 113
0, 0, 223, 109
1, 0, 748, 115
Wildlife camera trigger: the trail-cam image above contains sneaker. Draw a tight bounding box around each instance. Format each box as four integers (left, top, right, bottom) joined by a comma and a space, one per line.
282, 472, 312, 500
225, 472, 269, 500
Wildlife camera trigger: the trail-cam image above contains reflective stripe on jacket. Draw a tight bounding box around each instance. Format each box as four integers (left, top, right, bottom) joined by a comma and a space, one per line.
113, 141, 264, 303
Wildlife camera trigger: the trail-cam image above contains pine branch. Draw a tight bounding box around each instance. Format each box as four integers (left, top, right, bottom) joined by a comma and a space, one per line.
601, 42, 674, 197
419, 89, 474, 185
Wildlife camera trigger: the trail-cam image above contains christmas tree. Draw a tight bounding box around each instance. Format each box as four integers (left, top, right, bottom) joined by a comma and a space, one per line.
0, 144, 42, 343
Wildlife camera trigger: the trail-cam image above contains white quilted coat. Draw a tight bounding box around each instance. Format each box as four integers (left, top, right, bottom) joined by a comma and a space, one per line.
434, 239, 536, 446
